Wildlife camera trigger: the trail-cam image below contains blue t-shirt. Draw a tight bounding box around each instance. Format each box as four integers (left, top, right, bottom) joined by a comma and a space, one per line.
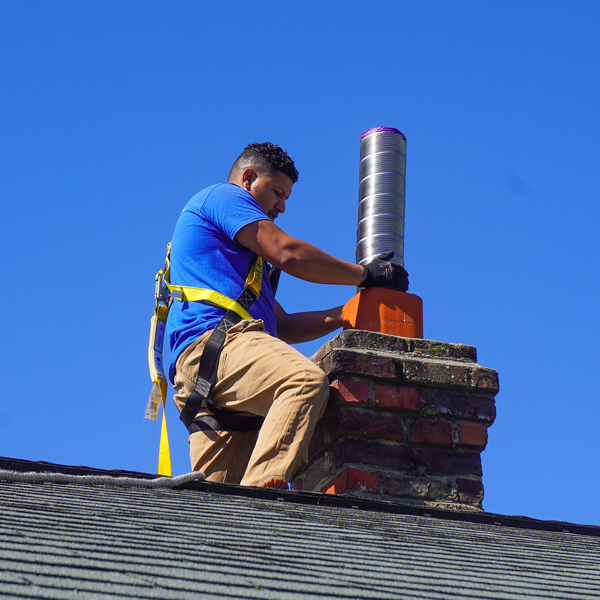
166, 183, 277, 382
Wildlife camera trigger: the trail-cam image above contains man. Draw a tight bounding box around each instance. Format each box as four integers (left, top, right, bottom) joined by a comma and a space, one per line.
167, 142, 408, 488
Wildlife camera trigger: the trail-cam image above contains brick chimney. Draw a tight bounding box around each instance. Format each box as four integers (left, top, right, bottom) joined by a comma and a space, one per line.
291, 330, 498, 511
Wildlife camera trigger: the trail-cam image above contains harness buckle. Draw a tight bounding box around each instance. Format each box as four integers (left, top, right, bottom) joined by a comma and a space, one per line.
155, 270, 171, 306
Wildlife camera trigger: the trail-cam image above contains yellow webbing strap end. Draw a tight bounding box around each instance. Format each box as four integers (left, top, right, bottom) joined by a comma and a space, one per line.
145, 380, 172, 476
158, 391, 172, 477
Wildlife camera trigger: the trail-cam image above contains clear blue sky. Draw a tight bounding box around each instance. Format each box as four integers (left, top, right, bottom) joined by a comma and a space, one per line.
1, 1, 599, 526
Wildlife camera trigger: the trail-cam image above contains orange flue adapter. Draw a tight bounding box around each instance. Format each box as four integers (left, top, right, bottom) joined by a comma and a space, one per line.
342, 287, 423, 338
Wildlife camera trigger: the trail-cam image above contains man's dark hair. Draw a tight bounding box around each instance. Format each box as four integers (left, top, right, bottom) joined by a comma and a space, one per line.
229, 142, 299, 184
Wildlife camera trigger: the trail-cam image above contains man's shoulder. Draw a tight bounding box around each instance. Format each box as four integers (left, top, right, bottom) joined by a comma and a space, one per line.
176, 182, 266, 244
188, 182, 251, 207
190, 182, 266, 225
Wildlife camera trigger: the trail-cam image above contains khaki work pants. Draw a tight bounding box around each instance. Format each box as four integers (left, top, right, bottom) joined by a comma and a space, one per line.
173, 320, 329, 487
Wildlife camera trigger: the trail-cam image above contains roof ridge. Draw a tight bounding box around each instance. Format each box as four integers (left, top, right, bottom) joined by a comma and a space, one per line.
0, 468, 205, 488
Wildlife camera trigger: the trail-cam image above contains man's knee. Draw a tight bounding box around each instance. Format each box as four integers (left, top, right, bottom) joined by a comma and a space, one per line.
276, 359, 328, 401
301, 363, 330, 408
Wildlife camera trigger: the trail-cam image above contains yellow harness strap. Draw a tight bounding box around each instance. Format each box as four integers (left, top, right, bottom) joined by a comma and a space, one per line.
145, 242, 263, 476
163, 241, 263, 321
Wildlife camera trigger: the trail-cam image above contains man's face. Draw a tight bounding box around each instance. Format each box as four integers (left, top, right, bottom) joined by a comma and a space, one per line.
244, 169, 293, 221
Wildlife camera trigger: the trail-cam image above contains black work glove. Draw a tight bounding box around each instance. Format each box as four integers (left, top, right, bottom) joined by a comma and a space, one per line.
361, 252, 409, 292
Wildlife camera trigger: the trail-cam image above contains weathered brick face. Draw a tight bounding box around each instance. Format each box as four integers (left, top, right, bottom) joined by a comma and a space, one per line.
292, 330, 499, 511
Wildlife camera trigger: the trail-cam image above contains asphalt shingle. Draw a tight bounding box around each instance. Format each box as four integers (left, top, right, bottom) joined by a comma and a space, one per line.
1, 462, 599, 600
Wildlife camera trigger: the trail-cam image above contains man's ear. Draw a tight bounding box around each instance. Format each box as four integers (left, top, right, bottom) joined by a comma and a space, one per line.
241, 168, 257, 191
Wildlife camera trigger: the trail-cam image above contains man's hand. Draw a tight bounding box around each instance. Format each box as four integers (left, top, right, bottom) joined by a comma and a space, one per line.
361, 252, 409, 292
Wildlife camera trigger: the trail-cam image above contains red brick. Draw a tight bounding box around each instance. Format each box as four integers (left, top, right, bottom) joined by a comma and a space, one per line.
334, 437, 413, 471
471, 367, 500, 393
329, 379, 370, 406
416, 447, 482, 477
328, 408, 404, 442
410, 419, 453, 446
346, 468, 379, 492
456, 477, 484, 504
321, 468, 379, 495
458, 423, 488, 449
421, 390, 496, 423
375, 385, 425, 411
322, 470, 348, 495
451, 366, 469, 386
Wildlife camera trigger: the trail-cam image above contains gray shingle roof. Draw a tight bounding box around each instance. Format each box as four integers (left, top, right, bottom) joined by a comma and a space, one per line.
1, 458, 599, 600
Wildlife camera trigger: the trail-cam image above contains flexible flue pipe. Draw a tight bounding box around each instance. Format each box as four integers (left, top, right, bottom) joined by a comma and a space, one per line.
356, 126, 407, 268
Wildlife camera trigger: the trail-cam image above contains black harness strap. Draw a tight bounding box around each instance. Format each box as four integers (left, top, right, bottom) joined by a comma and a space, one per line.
188, 412, 265, 434
267, 263, 281, 296
179, 260, 281, 434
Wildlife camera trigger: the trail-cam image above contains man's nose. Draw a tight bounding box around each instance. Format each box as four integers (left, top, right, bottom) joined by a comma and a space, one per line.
276, 199, 286, 214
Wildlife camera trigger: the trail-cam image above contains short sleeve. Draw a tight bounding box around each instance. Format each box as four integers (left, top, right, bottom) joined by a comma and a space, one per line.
199, 184, 269, 241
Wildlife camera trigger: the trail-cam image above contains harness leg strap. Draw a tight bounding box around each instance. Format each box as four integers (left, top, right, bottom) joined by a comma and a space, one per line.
188, 413, 265, 433
179, 314, 237, 429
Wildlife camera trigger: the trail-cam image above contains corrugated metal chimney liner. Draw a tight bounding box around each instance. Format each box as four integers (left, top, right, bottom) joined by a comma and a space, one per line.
356, 126, 407, 268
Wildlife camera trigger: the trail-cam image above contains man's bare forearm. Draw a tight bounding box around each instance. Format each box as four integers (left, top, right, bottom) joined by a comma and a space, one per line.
276, 302, 343, 344
276, 239, 363, 285
236, 220, 365, 286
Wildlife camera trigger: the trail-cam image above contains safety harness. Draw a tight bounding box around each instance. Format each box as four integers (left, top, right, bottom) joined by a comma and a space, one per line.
145, 242, 279, 476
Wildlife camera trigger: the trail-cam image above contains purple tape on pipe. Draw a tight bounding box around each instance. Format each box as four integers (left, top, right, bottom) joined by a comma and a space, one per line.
360, 126, 406, 141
